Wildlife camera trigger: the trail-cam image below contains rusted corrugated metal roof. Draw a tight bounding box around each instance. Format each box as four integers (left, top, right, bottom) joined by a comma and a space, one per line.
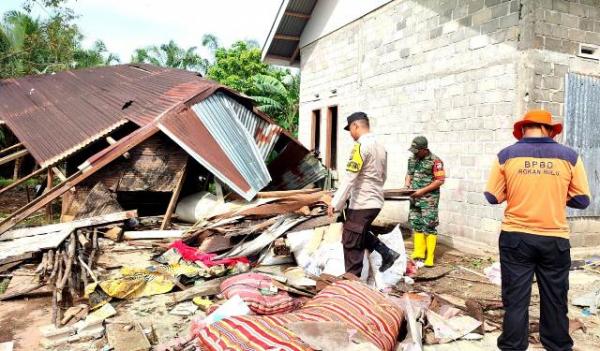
0, 64, 218, 166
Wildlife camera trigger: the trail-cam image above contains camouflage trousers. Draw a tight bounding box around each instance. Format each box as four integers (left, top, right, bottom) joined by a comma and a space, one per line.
409, 194, 440, 235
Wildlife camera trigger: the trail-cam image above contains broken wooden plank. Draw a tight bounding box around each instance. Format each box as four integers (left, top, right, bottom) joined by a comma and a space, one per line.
0, 271, 48, 301
0, 252, 35, 265
165, 276, 228, 307
123, 230, 184, 240
0, 260, 24, 274
1, 210, 138, 241
160, 162, 187, 230
0, 149, 28, 167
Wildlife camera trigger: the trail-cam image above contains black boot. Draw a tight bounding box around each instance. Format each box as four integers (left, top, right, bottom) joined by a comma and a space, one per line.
374, 241, 400, 272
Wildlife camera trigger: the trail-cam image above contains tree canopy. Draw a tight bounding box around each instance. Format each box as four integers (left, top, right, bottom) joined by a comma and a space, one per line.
0, 10, 119, 79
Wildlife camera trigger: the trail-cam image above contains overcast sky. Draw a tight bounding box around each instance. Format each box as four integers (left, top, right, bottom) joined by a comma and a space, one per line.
0, 0, 282, 62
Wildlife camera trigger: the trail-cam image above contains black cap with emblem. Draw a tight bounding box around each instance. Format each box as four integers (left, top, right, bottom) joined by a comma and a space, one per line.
344, 111, 369, 131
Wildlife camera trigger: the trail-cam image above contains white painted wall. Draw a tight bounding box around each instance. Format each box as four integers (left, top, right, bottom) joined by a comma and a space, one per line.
299, 0, 391, 48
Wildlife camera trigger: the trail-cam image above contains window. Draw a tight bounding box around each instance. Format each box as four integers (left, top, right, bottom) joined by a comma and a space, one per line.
326, 106, 338, 169
311, 109, 321, 154
564, 73, 600, 216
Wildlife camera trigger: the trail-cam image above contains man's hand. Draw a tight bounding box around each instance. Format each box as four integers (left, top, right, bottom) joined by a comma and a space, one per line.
327, 205, 336, 217
411, 189, 425, 198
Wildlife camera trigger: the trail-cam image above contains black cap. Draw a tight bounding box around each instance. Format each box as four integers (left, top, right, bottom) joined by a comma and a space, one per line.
344, 111, 369, 131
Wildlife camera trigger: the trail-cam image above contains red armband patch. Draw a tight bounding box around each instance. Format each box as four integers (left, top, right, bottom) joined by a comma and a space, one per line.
433, 159, 445, 180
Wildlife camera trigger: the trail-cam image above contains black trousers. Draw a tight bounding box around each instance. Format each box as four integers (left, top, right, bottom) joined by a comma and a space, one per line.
342, 208, 381, 276
498, 231, 572, 351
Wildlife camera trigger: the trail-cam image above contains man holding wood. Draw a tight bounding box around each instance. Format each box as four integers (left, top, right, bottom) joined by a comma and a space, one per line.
485, 110, 591, 351
328, 111, 399, 276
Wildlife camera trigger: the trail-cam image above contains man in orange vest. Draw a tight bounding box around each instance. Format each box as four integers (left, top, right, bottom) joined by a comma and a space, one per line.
485, 110, 591, 351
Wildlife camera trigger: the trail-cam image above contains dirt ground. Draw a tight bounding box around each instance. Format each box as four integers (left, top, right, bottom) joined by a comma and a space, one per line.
1, 240, 599, 350
412, 243, 600, 351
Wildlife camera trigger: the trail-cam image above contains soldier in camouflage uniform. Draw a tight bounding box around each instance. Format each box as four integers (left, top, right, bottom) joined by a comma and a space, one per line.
405, 136, 445, 267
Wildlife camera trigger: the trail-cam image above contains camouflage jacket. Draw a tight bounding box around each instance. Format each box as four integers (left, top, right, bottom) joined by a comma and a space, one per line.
407, 152, 445, 195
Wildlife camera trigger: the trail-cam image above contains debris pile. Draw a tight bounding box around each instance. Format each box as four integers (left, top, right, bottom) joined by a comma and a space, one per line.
1, 65, 598, 350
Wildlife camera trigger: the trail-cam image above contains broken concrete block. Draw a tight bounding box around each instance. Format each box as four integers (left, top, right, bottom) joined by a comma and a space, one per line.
170, 301, 199, 316
106, 322, 151, 351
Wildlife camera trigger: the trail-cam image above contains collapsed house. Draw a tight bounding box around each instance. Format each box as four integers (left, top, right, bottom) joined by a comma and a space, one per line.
0, 64, 326, 232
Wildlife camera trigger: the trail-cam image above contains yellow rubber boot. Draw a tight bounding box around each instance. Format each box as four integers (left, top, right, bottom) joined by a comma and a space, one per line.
424, 235, 437, 267
411, 232, 426, 260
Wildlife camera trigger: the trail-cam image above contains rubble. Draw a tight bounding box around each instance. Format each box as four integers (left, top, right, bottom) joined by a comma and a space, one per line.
1, 65, 599, 350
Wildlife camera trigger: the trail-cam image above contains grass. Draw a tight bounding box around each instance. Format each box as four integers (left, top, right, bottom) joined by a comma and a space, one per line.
0, 278, 11, 294
0, 177, 40, 190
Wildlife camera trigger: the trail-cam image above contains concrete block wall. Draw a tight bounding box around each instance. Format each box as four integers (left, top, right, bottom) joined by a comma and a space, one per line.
519, 0, 600, 247
298, 0, 600, 252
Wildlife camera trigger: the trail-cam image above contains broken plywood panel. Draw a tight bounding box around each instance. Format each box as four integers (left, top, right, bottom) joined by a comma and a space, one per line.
0, 229, 70, 262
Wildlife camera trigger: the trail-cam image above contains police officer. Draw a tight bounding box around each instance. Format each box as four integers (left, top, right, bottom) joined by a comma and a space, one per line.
328, 112, 400, 276
405, 136, 445, 267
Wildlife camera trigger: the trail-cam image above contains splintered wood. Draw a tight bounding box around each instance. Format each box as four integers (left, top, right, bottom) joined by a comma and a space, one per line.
37, 230, 100, 326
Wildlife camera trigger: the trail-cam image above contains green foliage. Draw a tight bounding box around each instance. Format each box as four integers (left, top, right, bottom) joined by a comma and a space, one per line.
251, 73, 299, 135
0, 176, 40, 189
203, 40, 299, 135
205, 40, 272, 95
131, 40, 206, 73
0, 9, 119, 79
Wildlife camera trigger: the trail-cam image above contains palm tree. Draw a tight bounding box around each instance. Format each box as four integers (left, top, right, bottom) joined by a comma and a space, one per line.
0, 11, 42, 77
131, 40, 205, 72
74, 40, 120, 68
251, 73, 300, 135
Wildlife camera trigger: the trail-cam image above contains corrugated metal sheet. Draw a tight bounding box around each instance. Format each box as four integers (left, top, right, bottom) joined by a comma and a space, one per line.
0, 64, 216, 166
221, 93, 282, 159
191, 95, 272, 195
267, 141, 326, 190
565, 73, 600, 217
158, 108, 254, 199
0, 64, 324, 203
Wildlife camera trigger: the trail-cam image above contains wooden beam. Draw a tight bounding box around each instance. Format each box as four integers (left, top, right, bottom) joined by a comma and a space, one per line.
284, 11, 311, 19
106, 136, 130, 159
0, 149, 28, 167
46, 168, 54, 223
0, 125, 159, 234
160, 162, 187, 230
0, 166, 47, 197
13, 156, 22, 180
274, 34, 300, 41
51, 167, 67, 182
0, 142, 23, 156
289, 45, 300, 64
